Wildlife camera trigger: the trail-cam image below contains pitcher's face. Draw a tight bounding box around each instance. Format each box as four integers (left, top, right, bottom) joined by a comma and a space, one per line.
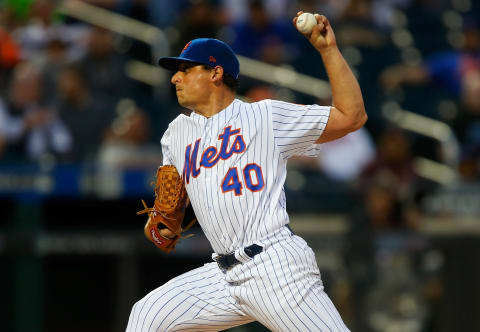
171, 63, 213, 110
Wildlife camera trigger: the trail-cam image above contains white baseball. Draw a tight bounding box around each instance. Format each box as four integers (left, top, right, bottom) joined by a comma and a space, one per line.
296, 12, 317, 34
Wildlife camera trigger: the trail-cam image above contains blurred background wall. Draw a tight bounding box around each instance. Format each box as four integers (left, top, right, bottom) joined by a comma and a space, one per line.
1, 0, 479, 331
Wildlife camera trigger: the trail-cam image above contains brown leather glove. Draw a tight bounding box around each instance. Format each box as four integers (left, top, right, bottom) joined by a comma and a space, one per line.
137, 165, 196, 253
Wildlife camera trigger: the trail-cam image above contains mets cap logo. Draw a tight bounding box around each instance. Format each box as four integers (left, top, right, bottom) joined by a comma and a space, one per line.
209, 56, 217, 63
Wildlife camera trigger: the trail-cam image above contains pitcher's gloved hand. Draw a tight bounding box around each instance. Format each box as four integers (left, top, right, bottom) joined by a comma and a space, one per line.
137, 165, 196, 253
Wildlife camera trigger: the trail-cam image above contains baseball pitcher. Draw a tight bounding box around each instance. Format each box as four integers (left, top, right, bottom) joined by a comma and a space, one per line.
126, 11, 366, 332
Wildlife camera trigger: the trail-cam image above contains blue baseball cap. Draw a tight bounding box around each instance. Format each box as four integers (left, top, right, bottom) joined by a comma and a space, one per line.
158, 38, 240, 79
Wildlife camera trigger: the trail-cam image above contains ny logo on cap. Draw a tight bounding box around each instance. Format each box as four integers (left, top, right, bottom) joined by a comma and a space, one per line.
182, 41, 192, 53
209, 56, 217, 63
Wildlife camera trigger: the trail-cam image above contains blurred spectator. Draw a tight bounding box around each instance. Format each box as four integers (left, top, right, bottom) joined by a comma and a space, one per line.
145, 0, 188, 28
294, 0, 411, 29
450, 70, 480, 149
11, 0, 87, 62
379, 18, 480, 97
0, 62, 71, 162
0, 12, 20, 65
364, 173, 419, 230
361, 127, 417, 200
0, 24, 21, 92
54, 63, 115, 163
228, 0, 299, 64
79, 0, 188, 28
346, 172, 432, 332
422, 78, 480, 220
367, 0, 414, 29
316, 127, 376, 181
77, 26, 133, 104
222, 0, 296, 23
171, 0, 222, 55
422, 149, 480, 219
295, 0, 351, 22
119, 0, 190, 28
335, 0, 387, 48
440, 65, 480, 218
97, 99, 162, 169
41, 34, 73, 105
402, 0, 451, 55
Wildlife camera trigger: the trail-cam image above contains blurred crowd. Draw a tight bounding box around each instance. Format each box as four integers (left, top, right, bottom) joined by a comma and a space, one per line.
3, 1, 158, 166
1, 0, 479, 331
1, 0, 479, 171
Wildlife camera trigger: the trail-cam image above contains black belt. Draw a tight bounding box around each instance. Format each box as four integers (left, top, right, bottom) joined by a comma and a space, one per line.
216, 244, 263, 270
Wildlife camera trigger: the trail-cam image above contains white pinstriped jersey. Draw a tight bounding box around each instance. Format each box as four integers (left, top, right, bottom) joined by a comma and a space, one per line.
126, 98, 352, 332
161, 98, 330, 254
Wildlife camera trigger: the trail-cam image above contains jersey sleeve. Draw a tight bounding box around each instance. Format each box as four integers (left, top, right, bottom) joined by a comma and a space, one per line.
269, 99, 331, 158
160, 125, 174, 166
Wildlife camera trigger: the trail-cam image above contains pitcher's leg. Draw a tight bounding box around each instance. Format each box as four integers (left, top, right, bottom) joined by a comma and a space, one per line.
126, 262, 254, 332
236, 238, 350, 332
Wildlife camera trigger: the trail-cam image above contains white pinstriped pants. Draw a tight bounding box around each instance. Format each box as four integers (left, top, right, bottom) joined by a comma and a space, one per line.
126, 227, 350, 332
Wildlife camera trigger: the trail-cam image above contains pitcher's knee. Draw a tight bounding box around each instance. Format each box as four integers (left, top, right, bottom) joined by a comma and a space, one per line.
126, 296, 182, 332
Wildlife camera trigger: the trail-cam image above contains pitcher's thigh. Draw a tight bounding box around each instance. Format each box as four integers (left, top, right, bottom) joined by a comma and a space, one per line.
247, 278, 350, 332
294, 285, 350, 332
126, 262, 253, 332
244, 240, 350, 332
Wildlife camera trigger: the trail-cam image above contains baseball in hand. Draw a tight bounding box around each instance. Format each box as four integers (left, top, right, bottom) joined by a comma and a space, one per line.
296, 12, 317, 34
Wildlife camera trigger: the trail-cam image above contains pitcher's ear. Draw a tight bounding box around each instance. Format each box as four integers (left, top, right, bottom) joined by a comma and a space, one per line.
212, 66, 224, 81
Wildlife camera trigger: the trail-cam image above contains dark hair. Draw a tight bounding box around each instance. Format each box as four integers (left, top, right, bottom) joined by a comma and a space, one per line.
202, 65, 239, 92
222, 72, 239, 92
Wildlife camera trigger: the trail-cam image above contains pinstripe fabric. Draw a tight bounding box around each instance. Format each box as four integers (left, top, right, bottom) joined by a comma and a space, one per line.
126, 228, 350, 331
126, 263, 254, 332
228, 228, 349, 332
161, 99, 330, 254
126, 99, 350, 331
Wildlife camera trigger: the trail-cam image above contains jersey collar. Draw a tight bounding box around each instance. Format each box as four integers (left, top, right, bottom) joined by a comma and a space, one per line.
191, 98, 241, 124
